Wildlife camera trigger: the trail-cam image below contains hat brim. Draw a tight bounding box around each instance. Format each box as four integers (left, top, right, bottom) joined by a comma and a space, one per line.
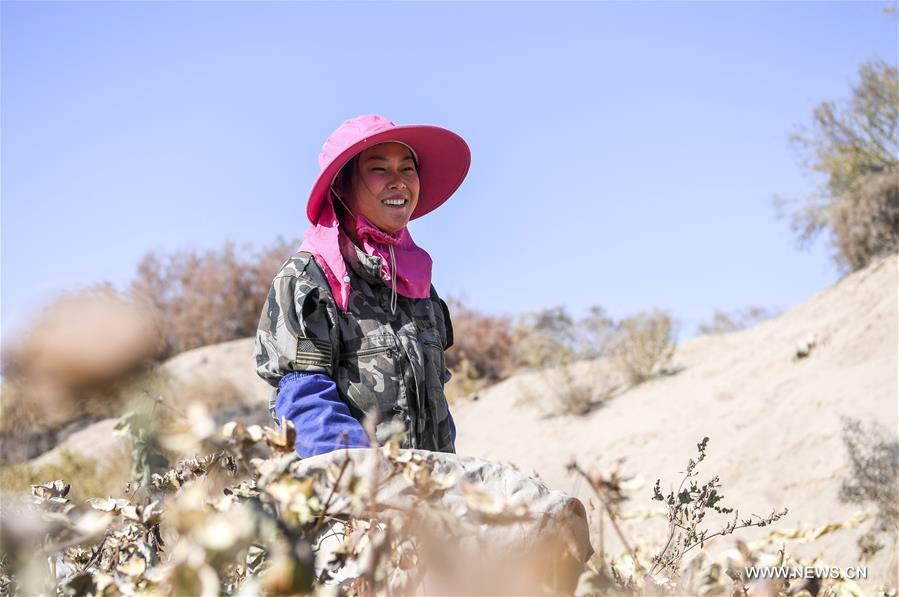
306, 124, 471, 224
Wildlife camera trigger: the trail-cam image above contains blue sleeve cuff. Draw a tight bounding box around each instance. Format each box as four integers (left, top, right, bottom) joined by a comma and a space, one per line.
275, 372, 371, 458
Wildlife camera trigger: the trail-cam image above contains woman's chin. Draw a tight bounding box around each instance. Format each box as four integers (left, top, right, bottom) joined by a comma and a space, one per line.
374, 213, 410, 234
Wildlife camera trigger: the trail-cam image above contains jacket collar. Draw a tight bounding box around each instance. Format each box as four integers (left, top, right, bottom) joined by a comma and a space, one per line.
339, 233, 383, 285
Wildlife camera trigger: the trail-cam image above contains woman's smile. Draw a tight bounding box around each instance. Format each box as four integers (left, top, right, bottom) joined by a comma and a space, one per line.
380, 195, 409, 208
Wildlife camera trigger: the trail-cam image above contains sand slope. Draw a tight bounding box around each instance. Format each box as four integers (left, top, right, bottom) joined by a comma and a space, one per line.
453, 253, 897, 582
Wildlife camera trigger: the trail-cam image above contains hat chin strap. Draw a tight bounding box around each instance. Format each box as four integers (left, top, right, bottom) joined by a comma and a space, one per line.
330, 187, 358, 221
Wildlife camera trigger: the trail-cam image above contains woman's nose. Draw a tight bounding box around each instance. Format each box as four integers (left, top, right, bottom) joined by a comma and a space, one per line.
387, 171, 407, 189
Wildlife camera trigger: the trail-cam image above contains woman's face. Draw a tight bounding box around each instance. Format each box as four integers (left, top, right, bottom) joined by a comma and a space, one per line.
342, 142, 420, 234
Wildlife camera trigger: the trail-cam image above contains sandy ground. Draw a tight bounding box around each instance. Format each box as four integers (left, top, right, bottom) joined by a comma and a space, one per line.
31, 253, 898, 586
452, 253, 897, 585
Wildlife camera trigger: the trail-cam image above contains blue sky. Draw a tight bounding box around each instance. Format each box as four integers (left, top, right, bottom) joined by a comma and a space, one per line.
2, 1, 896, 342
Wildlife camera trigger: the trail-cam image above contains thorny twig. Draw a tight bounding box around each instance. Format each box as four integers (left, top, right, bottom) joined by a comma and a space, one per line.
646, 437, 788, 579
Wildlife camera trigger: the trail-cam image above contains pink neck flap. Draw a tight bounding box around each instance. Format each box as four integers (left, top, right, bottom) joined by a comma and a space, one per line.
298, 200, 433, 312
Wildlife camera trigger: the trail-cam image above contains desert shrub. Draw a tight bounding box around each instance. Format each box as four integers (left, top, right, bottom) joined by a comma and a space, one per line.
839, 416, 899, 561
780, 60, 898, 272
516, 361, 618, 417
512, 306, 614, 370
511, 307, 616, 415
697, 306, 780, 335
832, 168, 899, 271
512, 307, 579, 369
443, 298, 514, 387
571, 438, 787, 585
608, 310, 677, 386
130, 237, 300, 358
512, 306, 677, 413
542, 364, 609, 416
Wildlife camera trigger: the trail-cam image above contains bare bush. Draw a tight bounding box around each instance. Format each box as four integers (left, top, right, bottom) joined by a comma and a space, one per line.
698, 306, 780, 335
839, 417, 899, 561
832, 168, 899, 271
513, 306, 674, 413
512, 306, 614, 370
130, 238, 300, 358
542, 364, 607, 416
646, 437, 787, 578
608, 310, 677, 386
443, 298, 514, 387
511, 307, 615, 415
511, 307, 577, 370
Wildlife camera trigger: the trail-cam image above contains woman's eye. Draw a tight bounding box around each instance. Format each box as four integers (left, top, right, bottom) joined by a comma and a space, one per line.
402, 167, 416, 173
370, 167, 386, 172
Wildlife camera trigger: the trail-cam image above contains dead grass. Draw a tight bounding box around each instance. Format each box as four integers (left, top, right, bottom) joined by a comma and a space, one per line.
0, 367, 174, 435
0, 447, 132, 501
1, 368, 247, 436
548, 363, 604, 416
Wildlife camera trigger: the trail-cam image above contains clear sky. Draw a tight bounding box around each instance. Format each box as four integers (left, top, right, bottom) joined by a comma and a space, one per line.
2, 1, 896, 343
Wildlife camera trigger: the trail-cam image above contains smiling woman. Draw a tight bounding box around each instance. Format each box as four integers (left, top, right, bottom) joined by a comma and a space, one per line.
253, 114, 471, 458
332, 142, 421, 235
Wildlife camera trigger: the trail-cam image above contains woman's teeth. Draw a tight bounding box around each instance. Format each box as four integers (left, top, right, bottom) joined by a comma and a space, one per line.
381, 199, 406, 207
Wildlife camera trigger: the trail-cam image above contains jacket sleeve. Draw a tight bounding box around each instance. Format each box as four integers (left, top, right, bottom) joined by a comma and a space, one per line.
432, 291, 454, 385
447, 405, 456, 445
275, 372, 370, 457
254, 258, 340, 386
432, 288, 457, 446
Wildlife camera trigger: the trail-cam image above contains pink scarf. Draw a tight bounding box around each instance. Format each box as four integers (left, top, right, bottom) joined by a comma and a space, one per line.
298, 200, 433, 312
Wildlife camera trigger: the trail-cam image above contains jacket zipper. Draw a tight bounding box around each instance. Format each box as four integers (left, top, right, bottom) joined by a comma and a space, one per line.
398, 340, 419, 450
339, 346, 391, 359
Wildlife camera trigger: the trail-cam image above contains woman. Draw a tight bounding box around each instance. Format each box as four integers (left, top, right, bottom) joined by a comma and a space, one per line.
254, 114, 470, 458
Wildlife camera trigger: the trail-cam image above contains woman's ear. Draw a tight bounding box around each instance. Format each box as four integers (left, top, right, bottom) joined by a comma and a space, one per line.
333, 157, 358, 201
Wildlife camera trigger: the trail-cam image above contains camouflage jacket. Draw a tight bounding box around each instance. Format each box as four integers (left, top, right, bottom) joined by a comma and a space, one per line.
254, 242, 455, 453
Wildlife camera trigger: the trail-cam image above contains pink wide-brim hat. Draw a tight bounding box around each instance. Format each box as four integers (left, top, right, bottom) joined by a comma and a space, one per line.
307, 114, 471, 224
